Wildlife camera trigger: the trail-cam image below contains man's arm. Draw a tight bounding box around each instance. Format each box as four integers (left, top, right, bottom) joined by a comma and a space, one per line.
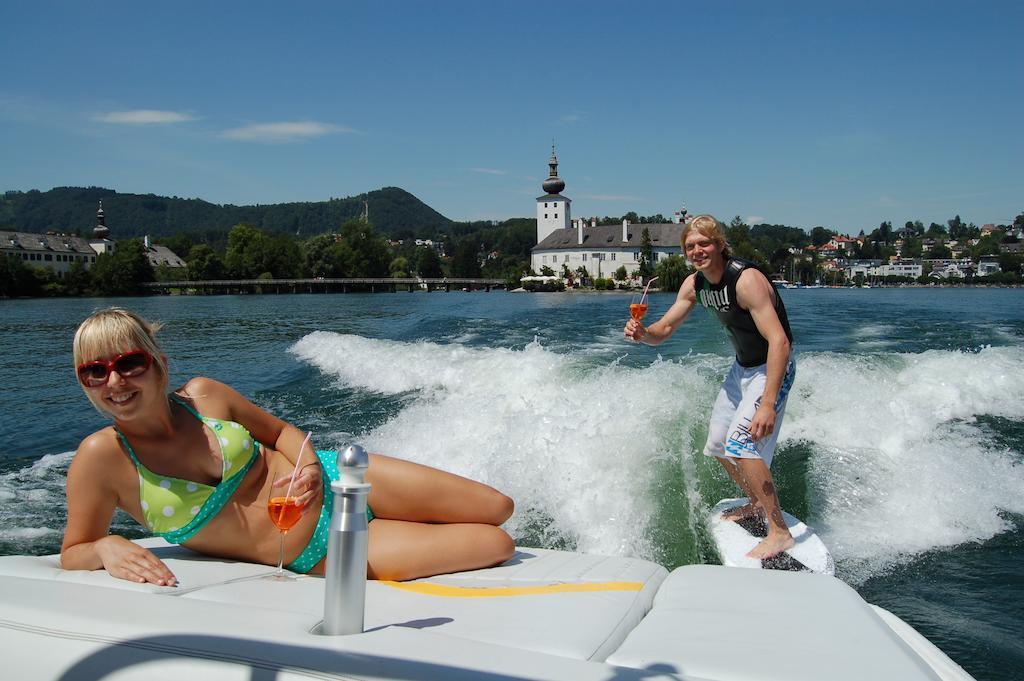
624, 274, 698, 346
736, 270, 791, 440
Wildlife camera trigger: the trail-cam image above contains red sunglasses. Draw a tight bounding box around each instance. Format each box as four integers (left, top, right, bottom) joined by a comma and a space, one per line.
77, 349, 154, 387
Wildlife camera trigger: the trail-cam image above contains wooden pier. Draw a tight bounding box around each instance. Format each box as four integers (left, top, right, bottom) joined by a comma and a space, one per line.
142, 277, 507, 295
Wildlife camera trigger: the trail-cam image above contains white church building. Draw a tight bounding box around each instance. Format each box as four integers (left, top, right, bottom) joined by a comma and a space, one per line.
530, 148, 685, 280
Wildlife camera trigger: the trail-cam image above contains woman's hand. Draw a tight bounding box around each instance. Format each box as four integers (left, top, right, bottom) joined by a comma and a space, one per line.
274, 462, 323, 511
93, 535, 177, 586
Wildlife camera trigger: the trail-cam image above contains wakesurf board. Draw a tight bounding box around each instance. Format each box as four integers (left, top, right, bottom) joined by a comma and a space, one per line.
709, 497, 835, 575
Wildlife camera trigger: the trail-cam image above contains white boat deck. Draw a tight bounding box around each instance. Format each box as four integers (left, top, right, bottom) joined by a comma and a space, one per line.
0, 539, 973, 681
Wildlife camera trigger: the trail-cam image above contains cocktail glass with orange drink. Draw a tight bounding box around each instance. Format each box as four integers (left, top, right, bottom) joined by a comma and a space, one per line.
629, 292, 648, 322
266, 487, 305, 580
264, 434, 314, 582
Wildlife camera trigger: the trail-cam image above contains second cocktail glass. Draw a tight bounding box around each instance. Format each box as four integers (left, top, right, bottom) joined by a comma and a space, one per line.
265, 468, 305, 581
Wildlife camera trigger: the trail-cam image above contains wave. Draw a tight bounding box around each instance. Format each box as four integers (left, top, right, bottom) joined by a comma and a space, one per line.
0, 453, 74, 554
292, 331, 725, 559
786, 346, 1024, 583
292, 333, 1024, 585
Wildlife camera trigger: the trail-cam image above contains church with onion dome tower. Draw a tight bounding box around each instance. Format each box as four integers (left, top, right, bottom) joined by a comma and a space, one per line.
536, 145, 571, 244
530, 147, 686, 281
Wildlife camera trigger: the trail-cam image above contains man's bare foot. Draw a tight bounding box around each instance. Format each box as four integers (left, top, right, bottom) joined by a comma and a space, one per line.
746, 533, 795, 560
722, 503, 761, 522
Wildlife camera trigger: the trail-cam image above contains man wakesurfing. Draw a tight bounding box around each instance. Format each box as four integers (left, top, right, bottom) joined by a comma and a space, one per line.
624, 215, 796, 559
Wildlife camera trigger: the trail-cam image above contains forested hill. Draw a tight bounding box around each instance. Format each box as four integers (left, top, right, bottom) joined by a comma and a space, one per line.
0, 186, 454, 239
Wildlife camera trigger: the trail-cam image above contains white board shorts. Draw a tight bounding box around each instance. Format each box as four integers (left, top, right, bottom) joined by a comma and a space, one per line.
702, 352, 796, 469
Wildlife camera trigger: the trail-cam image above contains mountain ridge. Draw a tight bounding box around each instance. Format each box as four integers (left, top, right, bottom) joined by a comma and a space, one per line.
0, 186, 455, 239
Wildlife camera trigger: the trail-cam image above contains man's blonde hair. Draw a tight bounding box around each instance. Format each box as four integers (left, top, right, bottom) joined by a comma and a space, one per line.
681, 214, 731, 259
73, 308, 169, 415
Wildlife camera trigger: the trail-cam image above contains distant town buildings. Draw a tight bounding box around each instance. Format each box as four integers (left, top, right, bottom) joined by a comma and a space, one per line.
529, 147, 1017, 284
0, 202, 184, 277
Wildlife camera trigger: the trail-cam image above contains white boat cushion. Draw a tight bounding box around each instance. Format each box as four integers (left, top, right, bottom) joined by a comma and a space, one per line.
606, 564, 943, 681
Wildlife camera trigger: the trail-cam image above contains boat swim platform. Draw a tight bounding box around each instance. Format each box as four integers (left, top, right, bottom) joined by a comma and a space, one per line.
0, 539, 972, 681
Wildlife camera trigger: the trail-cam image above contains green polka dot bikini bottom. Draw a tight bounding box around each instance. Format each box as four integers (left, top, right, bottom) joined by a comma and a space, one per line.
286, 449, 375, 574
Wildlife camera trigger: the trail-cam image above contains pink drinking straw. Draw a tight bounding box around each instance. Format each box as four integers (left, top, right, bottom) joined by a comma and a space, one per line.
283, 431, 312, 501
640, 276, 659, 305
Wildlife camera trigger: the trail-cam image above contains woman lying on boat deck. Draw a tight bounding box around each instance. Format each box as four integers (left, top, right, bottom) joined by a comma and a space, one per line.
61, 307, 515, 587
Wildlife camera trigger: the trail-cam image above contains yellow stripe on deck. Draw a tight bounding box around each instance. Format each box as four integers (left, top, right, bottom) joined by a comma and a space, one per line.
381, 580, 644, 598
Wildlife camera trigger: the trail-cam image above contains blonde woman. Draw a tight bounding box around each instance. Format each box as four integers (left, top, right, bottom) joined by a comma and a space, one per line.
63, 307, 514, 585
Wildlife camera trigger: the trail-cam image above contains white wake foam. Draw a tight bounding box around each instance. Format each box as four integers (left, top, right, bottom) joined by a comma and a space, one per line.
785, 346, 1024, 583
292, 331, 719, 558
293, 333, 1024, 583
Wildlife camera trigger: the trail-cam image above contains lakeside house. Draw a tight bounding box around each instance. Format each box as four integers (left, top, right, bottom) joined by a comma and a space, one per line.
0, 202, 185, 277
0, 230, 97, 278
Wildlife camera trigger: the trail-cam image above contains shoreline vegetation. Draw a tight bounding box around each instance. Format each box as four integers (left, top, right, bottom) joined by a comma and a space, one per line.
3, 278, 1021, 301
2, 187, 1022, 299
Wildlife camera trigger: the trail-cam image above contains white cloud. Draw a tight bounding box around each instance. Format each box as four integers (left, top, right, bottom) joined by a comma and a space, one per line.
560, 112, 585, 124
470, 167, 507, 175
221, 121, 355, 143
96, 110, 197, 125
746, 215, 766, 224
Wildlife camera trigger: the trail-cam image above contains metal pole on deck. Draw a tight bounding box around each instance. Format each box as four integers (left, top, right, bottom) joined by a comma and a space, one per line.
321, 445, 371, 635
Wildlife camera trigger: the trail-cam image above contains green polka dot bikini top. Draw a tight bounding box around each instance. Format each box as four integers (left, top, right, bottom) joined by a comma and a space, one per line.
115, 394, 259, 544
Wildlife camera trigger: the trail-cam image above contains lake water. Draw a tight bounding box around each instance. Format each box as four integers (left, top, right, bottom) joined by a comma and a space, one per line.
1, 288, 1022, 680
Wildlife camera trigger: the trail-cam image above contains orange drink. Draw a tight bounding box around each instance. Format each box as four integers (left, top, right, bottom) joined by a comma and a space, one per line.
268, 496, 304, 532
630, 303, 648, 321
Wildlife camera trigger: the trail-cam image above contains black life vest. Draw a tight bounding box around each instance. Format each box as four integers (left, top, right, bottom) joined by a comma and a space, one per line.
694, 258, 793, 367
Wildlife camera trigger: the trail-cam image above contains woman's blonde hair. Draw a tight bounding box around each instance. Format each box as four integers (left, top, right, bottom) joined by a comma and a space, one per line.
73, 308, 169, 414
681, 214, 731, 259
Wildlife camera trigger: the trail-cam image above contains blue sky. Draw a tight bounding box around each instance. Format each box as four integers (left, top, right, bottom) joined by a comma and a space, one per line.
2, 1, 1021, 234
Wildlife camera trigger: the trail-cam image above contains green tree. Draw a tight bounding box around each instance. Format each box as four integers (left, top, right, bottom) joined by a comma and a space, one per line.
303, 234, 344, 277
187, 244, 225, 280
810, 226, 835, 247
725, 216, 764, 264
90, 239, 155, 295
947, 215, 965, 240
877, 221, 893, 244
62, 259, 92, 296
338, 220, 390, 277
450, 237, 482, 277
997, 253, 1022, 274
902, 238, 923, 258
416, 246, 443, 277
614, 265, 628, 281
925, 243, 952, 259
639, 228, 654, 279
153, 263, 179, 282
971, 234, 1002, 258
224, 223, 268, 278
794, 258, 817, 285
655, 254, 691, 292
265, 233, 302, 279
224, 223, 301, 279
0, 254, 38, 297
390, 256, 410, 277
